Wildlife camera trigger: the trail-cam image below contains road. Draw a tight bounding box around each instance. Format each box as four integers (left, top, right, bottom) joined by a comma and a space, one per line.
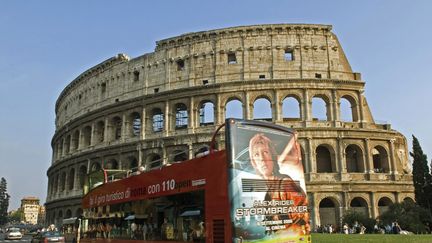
0, 233, 32, 242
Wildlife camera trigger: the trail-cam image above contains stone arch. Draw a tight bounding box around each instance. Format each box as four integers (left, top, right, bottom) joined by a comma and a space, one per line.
319, 197, 340, 227
147, 153, 162, 169
68, 168, 75, 191
71, 130, 79, 152
65, 209, 72, 219
350, 197, 369, 216
174, 103, 188, 129
64, 135, 71, 154
82, 125, 92, 147
282, 95, 301, 120
225, 98, 243, 119
403, 197, 415, 204
75, 208, 83, 217
110, 116, 122, 141
78, 165, 87, 188
372, 145, 389, 173
151, 107, 164, 132
312, 95, 330, 121
90, 162, 101, 172
60, 172, 66, 192
316, 144, 336, 173
340, 95, 359, 122
172, 149, 188, 162
127, 156, 139, 172
128, 111, 141, 137
95, 120, 105, 144
378, 196, 393, 215
105, 159, 119, 170
345, 144, 365, 173
199, 100, 215, 126
253, 97, 272, 121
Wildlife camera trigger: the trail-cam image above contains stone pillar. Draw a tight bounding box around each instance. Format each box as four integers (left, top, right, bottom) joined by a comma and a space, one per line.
389, 139, 397, 174
104, 117, 109, 142
188, 143, 194, 160
370, 192, 378, 219
307, 137, 315, 173
364, 138, 373, 173
164, 101, 170, 136
87, 159, 91, 174
358, 90, 365, 124
162, 146, 168, 165
215, 94, 223, 125
274, 90, 281, 122
90, 122, 95, 146
138, 145, 143, 166
309, 193, 317, 229
337, 137, 346, 173
121, 113, 127, 141
141, 107, 146, 140
244, 92, 251, 120
332, 89, 339, 122
189, 97, 195, 131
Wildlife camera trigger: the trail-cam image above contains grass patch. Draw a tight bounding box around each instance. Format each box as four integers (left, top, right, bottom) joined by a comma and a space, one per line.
311, 233, 432, 243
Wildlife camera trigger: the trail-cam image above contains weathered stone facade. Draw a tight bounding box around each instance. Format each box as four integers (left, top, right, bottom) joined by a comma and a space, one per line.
46, 24, 414, 228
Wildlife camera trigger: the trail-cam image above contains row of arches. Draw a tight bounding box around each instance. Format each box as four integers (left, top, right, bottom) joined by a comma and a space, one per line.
54, 93, 360, 161
47, 207, 83, 226
318, 196, 414, 227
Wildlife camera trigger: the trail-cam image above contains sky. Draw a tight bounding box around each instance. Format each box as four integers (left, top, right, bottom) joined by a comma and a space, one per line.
1, 0, 431, 210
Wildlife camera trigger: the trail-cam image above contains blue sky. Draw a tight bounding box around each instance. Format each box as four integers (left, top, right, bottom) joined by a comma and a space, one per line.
1, 0, 431, 210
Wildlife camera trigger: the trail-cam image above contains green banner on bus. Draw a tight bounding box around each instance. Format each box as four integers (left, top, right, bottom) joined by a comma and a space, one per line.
226, 119, 311, 243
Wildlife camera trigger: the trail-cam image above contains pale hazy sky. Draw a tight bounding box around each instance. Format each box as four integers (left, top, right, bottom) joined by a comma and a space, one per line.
1, 0, 431, 210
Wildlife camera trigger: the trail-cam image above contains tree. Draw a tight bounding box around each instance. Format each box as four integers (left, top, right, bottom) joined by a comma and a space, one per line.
410, 135, 432, 211
7, 209, 23, 224
0, 177, 10, 225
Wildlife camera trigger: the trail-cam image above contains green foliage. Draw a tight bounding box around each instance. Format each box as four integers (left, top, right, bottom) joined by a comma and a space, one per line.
410, 135, 432, 211
342, 210, 376, 233
379, 201, 432, 234
7, 209, 23, 223
0, 177, 10, 225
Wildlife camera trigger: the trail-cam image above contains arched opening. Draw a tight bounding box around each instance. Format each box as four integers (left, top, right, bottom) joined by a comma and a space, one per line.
95, 121, 105, 143
172, 149, 188, 162
316, 145, 335, 173
403, 197, 415, 204
312, 96, 329, 121
82, 126, 92, 147
345, 144, 365, 173
378, 197, 393, 215
110, 116, 122, 141
68, 168, 75, 191
319, 197, 339, 227
372, 146, 389, 173
60, 172, 66, 192
175, 103, 188, 129
199, 101, 214, 126
225, 99, 243, 119
340, 95, 358, 122
129, 112, 141, 137
253, 98, 272, 121
64, 135, 71, 154
91, 162, 101, 172
65, 209, 72, 219
71, 130, 79, 152
282, 96, 301, 120
58, 210, 63, 222
152, 108, 164, 132
148, 154, 162, 169
350, 197, 369, 216
53, 174, 59, 194
75, 208, 83, 217
127, 157, 139, 172
78, 166, 87, 188
105, 159, 119, 170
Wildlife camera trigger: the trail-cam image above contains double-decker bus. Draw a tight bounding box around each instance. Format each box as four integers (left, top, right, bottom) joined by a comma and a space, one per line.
79, 119, 311, 243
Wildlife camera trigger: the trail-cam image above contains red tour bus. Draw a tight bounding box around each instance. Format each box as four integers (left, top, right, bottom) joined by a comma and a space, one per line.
79, 119, 311, 243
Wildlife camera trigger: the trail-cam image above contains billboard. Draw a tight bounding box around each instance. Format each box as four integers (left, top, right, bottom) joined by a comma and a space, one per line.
226, 119, 311, 243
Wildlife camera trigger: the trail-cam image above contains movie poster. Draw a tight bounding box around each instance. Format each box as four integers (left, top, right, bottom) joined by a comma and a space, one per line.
226, 119, 311, 243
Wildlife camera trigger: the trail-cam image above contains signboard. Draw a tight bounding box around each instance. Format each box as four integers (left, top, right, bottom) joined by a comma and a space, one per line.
226, 119, 311, 242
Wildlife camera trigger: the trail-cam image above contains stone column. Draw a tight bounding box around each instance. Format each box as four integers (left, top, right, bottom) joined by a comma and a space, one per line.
141, 107, 146, 140
121, 113, 127, 141
162, 146, 168, 165
189, 97, 195, 131
337, 137, 346, 173
188, 143, 194, 160
164, 100, 170, 136
244, 92, 251, 120
370, 192, 378, 219
215, 94, 223, 125
104, 117, 109, 142
274, 90, 281, 122
303, 89, 311, 127
307, 137, 315, 173
358, 90, 365, 124
389, 139, 397, 174
364, 138, 373, 173
138, 145, 143, 166
90, 122, 95, 146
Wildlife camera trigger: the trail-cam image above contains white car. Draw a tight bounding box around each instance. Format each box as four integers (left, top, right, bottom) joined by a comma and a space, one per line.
5, 228, 23, 240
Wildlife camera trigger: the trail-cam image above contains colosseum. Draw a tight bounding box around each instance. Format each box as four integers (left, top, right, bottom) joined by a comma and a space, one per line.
46, 24, 414, 229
